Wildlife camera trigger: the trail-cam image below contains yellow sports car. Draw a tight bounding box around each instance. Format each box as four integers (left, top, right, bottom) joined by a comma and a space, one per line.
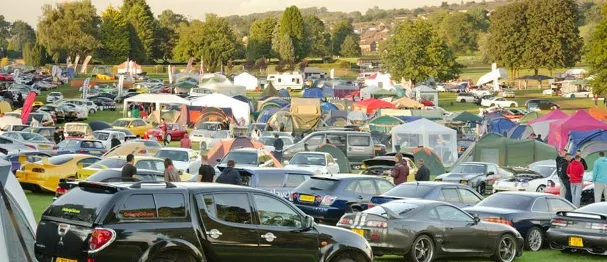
16, 154, 101, 193
111, 118, 153, 137
96, 74, 114, 80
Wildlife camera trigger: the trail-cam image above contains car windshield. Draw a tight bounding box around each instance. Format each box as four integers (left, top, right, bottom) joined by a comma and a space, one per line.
476, 194, 533, 210
17, 133, 48, 142
221, 151, 258, 165
212, 131, 230, 139
366, 202, 419, 218
529, 165, 556, 178
155, 150, 189, 162
89, 158, 127, 169
197, 122, 218, 131
81, 141, 105, 149
451, 164, 486, 174
383, 184, 434, 198
112, 120, 129, 127
290, 153, 326, 166
260, 137, 294, 146
93, 132, 110, 140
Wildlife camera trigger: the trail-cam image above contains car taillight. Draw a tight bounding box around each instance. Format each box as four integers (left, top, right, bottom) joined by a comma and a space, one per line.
590, 223, 607, 231
139, 149, 147, 154
32, 168, 45, 173
367, 203, 375, 209
55, 186, 67, 195
365, 220, 388, 228
483, 217, 513, 226
89, 228, 116, 253
321, 195, 337, 206
77, 149, 88, 153
87, 258, 95, 262
52, 145, 58, 150
26, 144, 36, 149
551, 219, 568, 227
339, 217, 354, 225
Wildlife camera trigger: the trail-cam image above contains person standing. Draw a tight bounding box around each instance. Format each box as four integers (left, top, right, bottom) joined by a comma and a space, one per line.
251, 126, 261, 140
180, 133, 192, 149
593, 151, 607, 202
536, 134, 543, 142
391, 153, 409, 185
159, 118, 168, 146
198, 155, 216, 182
414, 159, 430, 182
163, 158, 181, 182
273, 133, 284, 163
556, 152, 572, 202
216, 160, 243, 185
576, 150, 588, 170
121, 154, 137, 178
567, 155, 585, 207
54, 128, 62, 144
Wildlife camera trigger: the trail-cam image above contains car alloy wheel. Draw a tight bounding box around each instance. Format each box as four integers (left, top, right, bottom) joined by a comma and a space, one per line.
410, 235, 434, 262
536, 185, 546, 193
526, 227, 543, 251
89, 109, 94, 114
497, 235, 517, 262
476, 183, 486, 195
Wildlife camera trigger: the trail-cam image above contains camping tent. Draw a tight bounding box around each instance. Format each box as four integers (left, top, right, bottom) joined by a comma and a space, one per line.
588, 107, 607, 122
262, 82, 279, 98
519, 112, 542, 123
303, 87, 325, 98
316, 144, 352, 173
232, 95, 255, 115
360, 86, 381, 100
206, 137, 267, 166
290, 98, 321, 133
353, 99, 397, 114
257, 107, 280, 123
527, 109, 568, 124
233, 72, 258, 91
567, 129, 607, 155
320, 102, 339, 114
456, 133, 557, 167
451, 111, 482, 123
403, 147, 446, 177
364, 72, 393, 90
324, 110, 348, 127
257, 97, 289, 112
548, 110, 607, 150
392, 97, 424, 109
117, 60, 142, 74
329, 100, 353, 111
489, 118, 515, 135
123, 94, 190, 122
506, 124, 535, 139
278, 89, 290, 98
391, 118, 458, 165
579, 141, 607, 171
414, 85, 438, 106
368, 116, 405, 134
347, 111, 368, 124
191, 93, 251, 125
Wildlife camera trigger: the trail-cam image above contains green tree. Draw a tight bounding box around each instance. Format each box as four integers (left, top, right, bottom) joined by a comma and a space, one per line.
247, 17, 277, 60
8, 21, 36, 52
121, 0, 156, 62
37, 0, 100, 62
440, 12, 479, 55
98, 7, 130, 64
340, 35, 361, 57
380, 20, 462, 83
255, 57, 268, 74
586, 5, 607, 95
276, 33, 295, 61
22, 42, 46, 67
484, 2, 528, 77
0, 15, 10, 50
155, 10, 188, 62
330, 19, 355, 56
303, 15, 330, 57
524, 0, 582, 74
279, 6, 305, 60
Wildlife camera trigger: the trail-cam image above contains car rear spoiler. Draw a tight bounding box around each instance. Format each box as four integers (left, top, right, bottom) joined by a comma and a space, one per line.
556, 211, 607, 220
78, 181, 123, 193
129, 181, 176, 189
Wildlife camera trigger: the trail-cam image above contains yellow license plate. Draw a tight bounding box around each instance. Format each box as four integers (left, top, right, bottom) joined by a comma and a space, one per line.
352, 228, 365, 237
569, 237, 583, 247
460, 181, 468, 184
56, 258, 77, 262
299, 195, 315, 202
38, 145, 49, 149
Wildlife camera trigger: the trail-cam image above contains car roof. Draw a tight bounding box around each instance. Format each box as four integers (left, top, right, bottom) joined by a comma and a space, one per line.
106, 155, 162, 161
157, 148, 193, 152
459, 162, 490, 165
116, 118, 140, 121
388, 198, 449, 206
293, 152, 327, 156
494, 191, 550, 198
311, 174, 379, 180
230, 148, 261, 153
311, 130, 369, 135
237, 167, 315, 175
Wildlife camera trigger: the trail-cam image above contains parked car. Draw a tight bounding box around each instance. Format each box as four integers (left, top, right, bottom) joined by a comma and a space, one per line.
113, 92, 138, 103
75, 155, 170, 180
580, 183, 605, 206
1, 131, 57, 152
216, 148, 281, 171
493, 166, 558, 193
190, 121, 223, 143
546, 202, 607, 255
199, 130, 231, 150
63, 99, 98, 114
39, 105, 66, 123
464, 192, 576, 252
475, 94, 495, 105
57, 102, 88, 120
0, 73, 14, 81
502, 89, 516, 98
481, 97, 518, 108
105, 128, 137, 141
57, 139, 107, 156
15, 154, 101, 192
215, 167, 315, 198
111, 118, 153, 137
363, 182, 484, 210
35, 181, 373, 262
1, 151, 51, 173
154, 148, 198, 171
89, 96, 116, 111
456, 92, 476, 103
291, 174, 395, 223
124, 139, 162, 155
284, 131, 374, 167
92, 130, 127, 149
525, 99, 559, 111
337, 199, 523, 261
144, 123, 188, 142
284, 152, 340, 175
46, 91, 64, 103
434, 162, 513, 194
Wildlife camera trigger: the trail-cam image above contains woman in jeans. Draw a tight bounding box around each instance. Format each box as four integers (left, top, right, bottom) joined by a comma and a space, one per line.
567, 155, 585, 207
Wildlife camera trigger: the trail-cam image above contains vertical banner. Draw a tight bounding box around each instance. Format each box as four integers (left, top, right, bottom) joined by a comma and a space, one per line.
80, 55, 93, 74
200, 56, 204, 74
21, 92, 37, 125
117, 75, 125, 97
185, 57, 194, 73
66, 56, 72, 68
330, 68, 335, 79
82, 77, 91, 99
168, 65, 173, 84
13, 69, 20, 79
73, 55, 81, 71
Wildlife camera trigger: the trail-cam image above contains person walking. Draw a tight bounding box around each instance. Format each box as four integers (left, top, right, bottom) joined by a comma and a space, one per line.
216, 160, 243, 185
163, 158, 181, 182
121, 154, 137, 179
159, 118, 168, 146
576, 150, 588, 170
414, 159, 430, 182
593, 151, 607, 202
556, 151, 572, 202
180, 133, 192, 149
272, 133, 284, 163
198, 155, 216, 182
391, 153, 409, 185
567, 155, 585, 207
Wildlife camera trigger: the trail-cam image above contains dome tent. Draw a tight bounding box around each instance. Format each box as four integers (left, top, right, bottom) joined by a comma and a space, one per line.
403, 147, 446, 177
548, 110, 607, 151
506, 124, 535, 139
519, 111, 542, 123
316, 144, 352, 173
190, 93, 251, 125
391, 118, 457, 166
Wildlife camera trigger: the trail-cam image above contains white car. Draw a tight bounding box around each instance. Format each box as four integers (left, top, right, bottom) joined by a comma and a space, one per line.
63, 99, 98, 114
542, 89, 554, 96
471, 89, 493, 97
190, 121, 222, 143
46, 92, 64, 103
285, 152, 340, 175
199, 130, 231, 151
57, 102, 88, 120
92, 130, 127, 150
154, 148, 199, 172
480, 97, 518, 108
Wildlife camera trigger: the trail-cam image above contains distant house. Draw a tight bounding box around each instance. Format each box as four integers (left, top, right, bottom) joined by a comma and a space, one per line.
356, 57, 381, 67
303, 67, 327, 79
359, 28, 390, 53
360, 40, 377, 52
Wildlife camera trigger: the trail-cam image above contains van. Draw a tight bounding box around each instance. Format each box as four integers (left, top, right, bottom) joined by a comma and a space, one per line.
283, 131, 374, 167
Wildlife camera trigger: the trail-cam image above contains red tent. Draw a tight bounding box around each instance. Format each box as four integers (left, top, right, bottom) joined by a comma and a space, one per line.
548, 110, 607, 150
527, 109, 568, 124
353, 99, 397, 114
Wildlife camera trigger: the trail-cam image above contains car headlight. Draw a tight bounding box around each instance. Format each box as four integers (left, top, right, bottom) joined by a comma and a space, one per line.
459, 180, 468, 185
435, 178, 442, 182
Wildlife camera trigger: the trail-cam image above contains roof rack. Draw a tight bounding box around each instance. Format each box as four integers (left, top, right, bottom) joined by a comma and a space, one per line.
129, 181, 177, 189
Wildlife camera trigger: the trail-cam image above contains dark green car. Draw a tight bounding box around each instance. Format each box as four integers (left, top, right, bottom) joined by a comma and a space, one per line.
35, 181, 373, 262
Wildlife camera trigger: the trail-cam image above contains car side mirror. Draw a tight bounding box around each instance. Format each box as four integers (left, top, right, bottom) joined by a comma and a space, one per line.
486, 171, 495, 176
303, 215, 314, 230
473, 214, 481, 224
547, 180, 556, 187
216, 158, 221, 163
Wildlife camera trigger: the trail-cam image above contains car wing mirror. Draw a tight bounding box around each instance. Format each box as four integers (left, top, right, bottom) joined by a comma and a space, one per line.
486, 171, 495, 176
303, 215, 314, 230
216, 158, 221, 163
473, 214, 481, 224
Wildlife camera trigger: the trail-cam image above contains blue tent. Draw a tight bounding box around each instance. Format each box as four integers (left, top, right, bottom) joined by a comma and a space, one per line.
323, 86, 335, 97
303, 87, 324, 98
490, 118, 515, 135
395, 116, 422, 123
507, 124, 534, 139
278, 89, 290, 98
321, 102, 339, 114
568, 129, 607, 154
257, 107, 280, 123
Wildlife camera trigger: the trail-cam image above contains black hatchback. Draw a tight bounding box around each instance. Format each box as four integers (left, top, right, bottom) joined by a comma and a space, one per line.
35, 182, 373, 262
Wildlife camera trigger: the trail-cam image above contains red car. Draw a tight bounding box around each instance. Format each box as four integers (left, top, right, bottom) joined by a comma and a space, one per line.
144, 123, 187, 141
0, 73, 14, 81
545, 181, 593, 195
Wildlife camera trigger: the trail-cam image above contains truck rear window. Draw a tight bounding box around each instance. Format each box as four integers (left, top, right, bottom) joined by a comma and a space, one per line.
44, 188, 114, 224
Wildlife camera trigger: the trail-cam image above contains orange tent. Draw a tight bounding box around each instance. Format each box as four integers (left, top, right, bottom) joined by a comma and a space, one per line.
207, 137, 283, 168
588, 107, 607, 121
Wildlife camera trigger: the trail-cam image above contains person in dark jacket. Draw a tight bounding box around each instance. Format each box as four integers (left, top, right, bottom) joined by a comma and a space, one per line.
272, 134, 284, 163
556, 151, 572, 202
121, 154, 137, 178
415, 159, 430, 182
198, 155, 216, 182
391, 153, 409, 185
110, 136, 121, 149
216, 160, 242, 185
576, 150, 588, 170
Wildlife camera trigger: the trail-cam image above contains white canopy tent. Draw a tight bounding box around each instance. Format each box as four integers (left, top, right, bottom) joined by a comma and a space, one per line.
123, 94, 191, 122
234, 72, 259, 91
364, 72, 394, 90
360, 85, 381, 100
529, 120, 557, 139
477, 63, 508, 91
190, 93, 251, 125
414, 85, 438, 106
391, 118, 457, 165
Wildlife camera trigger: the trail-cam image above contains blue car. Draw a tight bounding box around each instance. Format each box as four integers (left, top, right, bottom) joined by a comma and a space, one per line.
2, 151, 52, 173
291, 174, 395, 223
364, 182, 484, 209
56, 139, 107, 157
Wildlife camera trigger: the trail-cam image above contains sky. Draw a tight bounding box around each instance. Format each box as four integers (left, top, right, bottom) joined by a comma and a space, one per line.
3, 0, 459, 27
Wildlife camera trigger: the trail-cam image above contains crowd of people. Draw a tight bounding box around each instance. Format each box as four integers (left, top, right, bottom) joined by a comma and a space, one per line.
556, 150, 607, 207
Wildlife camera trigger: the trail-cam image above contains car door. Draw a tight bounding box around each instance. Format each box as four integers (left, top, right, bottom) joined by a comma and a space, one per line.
547, 197, 576, 221
438, 187, 462, 206
435, 205, 488, 253
344, 179, 378, 202
529, 197, 552, 229
252, 193, 319, 262
196, 193, 262, 261
457, 187, 483, 207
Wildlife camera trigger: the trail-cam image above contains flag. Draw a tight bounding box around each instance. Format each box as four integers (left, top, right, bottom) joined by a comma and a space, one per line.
73, 55, 80, 71
117, 75, 125, 97
186, 57, 194, 72
80, 55, 93, 74
82, 78, 91, 99
200, 56, 204, 73
21, 92, 37, 125
168, 65, 173, 84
